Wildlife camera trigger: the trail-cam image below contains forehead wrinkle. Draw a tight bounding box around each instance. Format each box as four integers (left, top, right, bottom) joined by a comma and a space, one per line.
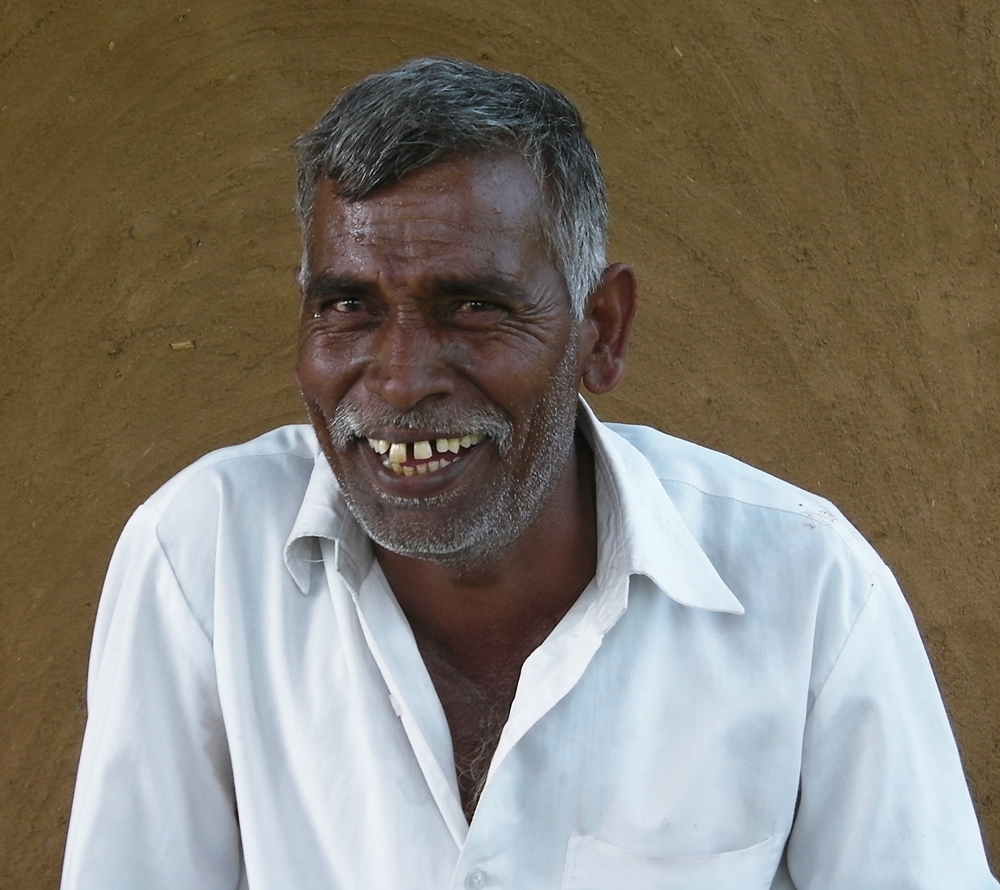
338, 198, 545, 249
343, 155, 546, 237
324, 221, 547, 288
309, 155, 559, 292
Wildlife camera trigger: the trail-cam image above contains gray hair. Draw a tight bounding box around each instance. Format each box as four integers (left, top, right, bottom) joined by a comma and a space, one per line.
293, 57, 608, 319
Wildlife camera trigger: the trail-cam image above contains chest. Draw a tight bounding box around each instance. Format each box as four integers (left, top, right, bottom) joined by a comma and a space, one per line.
223, 576, 807, 887
415, 637, 529, 819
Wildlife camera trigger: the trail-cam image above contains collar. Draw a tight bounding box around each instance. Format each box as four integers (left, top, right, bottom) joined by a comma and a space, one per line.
284, 450, 374, 595
284, 401, 743, 617
579, 398, 744, 617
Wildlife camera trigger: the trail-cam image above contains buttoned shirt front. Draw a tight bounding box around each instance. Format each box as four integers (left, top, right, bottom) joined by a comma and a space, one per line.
62, 402, 997, 889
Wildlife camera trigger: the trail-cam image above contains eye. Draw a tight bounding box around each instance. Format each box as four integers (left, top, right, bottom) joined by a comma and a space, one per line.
313, 297, 366, 318
306, 295, 382, 334
446, 298, 509, 330
451, 298, 511, 317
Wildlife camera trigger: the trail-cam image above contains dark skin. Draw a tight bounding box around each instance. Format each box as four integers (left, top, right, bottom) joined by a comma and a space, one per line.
295, 155, 636, 820
386, 431, 598, 814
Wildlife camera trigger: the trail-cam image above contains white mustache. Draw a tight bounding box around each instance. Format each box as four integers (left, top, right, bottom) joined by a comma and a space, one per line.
327, 402, 513, 454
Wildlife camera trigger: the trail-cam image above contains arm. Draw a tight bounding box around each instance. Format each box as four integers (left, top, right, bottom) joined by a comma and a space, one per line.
61, 505, 243, 889
787, 564, 997, 888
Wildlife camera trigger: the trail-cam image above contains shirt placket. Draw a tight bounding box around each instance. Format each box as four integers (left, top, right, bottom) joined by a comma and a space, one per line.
320, 541, 631, 890
321, 543, 469, 849
448, 576, 629, 890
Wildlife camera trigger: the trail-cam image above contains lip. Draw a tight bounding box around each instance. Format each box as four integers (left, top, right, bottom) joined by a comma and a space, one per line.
355, 435, 491, 497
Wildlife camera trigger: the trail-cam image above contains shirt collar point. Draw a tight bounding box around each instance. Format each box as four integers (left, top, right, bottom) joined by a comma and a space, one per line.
284, 451, 372, 595
579, 400, 746, 618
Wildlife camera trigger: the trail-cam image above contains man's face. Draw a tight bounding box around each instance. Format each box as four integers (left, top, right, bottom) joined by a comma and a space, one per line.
295, 154, 585, 567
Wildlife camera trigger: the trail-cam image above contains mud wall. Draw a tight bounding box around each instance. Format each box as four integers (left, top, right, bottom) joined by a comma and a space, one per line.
1, 1, 997, 885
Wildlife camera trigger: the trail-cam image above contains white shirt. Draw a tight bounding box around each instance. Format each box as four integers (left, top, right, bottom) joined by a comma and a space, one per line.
62, 402, 997, 890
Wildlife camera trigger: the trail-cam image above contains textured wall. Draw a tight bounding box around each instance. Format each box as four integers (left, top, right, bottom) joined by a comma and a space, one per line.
1, 1, 997, 885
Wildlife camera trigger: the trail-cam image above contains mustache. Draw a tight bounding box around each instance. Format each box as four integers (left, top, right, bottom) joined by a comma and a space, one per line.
327, 401, 513, 453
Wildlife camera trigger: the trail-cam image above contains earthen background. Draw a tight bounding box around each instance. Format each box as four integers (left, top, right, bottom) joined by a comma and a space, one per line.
1, 1, 998, 885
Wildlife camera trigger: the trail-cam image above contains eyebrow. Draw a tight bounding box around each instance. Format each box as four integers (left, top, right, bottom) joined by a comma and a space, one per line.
303, 275, 376, 301
432, 275, 530, 303
304, 273, 531, 303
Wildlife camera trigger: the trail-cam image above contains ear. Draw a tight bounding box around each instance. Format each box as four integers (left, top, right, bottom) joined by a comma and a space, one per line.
578, 263, 637, 395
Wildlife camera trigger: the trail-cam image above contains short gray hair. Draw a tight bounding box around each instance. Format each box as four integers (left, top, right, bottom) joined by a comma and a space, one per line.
294, 57, 608, 319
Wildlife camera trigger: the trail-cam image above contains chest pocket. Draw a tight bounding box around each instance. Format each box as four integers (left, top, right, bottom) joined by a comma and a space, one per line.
562, 833, 784, 890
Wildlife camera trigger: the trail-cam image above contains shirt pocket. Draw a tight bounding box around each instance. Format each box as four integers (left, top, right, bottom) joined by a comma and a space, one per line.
562, 833, 784, 890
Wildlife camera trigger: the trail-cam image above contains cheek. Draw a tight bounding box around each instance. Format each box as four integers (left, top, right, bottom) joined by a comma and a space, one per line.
520, 347, 581, 425
508, 348, 578, 408
296, 332, 362, 404
456, 338, 560, 398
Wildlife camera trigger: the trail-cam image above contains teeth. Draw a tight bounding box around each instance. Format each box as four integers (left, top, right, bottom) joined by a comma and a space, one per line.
382, 455, 456, 476
430, 434, 482, 454
373, 433, 483, 473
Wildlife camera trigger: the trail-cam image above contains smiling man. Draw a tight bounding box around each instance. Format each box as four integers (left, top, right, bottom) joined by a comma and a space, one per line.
295, 150, 625, 815
62, 59, 997, 889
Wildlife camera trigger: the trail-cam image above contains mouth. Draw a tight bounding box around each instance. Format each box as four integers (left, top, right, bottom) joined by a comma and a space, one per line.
365, 433, 484, 476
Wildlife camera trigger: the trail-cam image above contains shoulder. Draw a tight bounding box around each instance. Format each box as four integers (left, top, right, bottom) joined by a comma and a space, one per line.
103, 425, 326, 639
600, 422, 912, 706
607, 422, 875, 552
606, 422, 828, 515
134, 425, 324, 585
601, 417, 896, 639
144, 424, 321, 520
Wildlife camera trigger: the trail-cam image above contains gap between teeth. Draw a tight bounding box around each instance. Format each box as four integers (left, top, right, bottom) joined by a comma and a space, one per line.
366, 433, 482, 474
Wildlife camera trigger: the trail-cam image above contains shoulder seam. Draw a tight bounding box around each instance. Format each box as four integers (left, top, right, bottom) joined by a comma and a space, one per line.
657, 476, 881, 580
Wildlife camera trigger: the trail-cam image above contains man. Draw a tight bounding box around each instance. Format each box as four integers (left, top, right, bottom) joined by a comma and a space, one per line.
62, 58, 997, 889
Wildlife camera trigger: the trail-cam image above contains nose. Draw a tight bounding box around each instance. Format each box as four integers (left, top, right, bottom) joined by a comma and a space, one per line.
364, 310, 453, 410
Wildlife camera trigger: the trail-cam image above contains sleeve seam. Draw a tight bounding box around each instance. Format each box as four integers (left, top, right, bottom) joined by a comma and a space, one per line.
805, 576, 878, 717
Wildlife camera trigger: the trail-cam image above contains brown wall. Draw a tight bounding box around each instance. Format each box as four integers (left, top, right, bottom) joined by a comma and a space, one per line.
1, 1, 997, 885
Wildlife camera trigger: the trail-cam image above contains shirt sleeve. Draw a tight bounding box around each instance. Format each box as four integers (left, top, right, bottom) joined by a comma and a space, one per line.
785, 562, 998, 889
61, 504, 244, 890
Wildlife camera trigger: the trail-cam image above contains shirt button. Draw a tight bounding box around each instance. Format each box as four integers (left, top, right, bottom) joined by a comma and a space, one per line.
464, 868, 488, 889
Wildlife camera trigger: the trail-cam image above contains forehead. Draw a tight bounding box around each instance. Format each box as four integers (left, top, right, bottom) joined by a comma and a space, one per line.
308, 154, 552, 280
